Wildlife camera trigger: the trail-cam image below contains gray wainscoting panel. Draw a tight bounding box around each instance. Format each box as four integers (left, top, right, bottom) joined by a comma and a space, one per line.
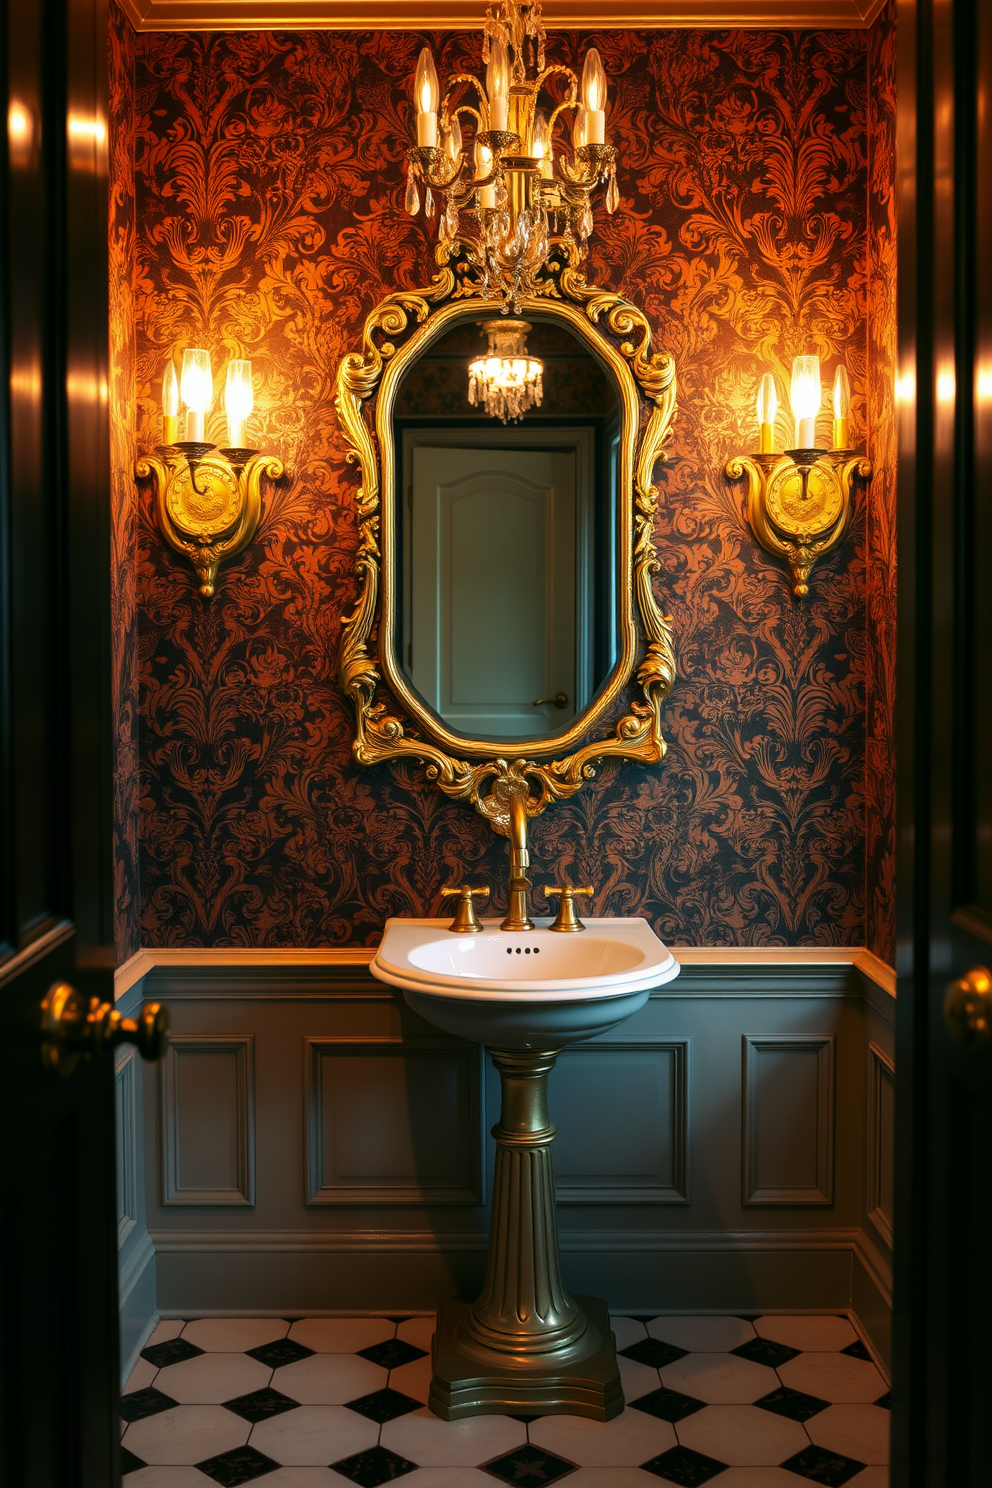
116, 986, 157, 1385
161, 1035, 256, 1206
742, 1034, 835, 1205
304, 1037, 484, 1205
867, 1042, 895, 1248
552, 1039, 689, 1203
116, 1048, 138, 1247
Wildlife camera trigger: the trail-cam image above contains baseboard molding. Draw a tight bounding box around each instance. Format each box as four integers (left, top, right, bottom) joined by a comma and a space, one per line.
150, 1226, 864, 1254
852, 1230, 893, 1375
118, 1232, 157, 1385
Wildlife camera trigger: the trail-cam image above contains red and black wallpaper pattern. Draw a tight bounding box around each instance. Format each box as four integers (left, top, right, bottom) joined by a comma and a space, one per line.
109, 8, 897, 955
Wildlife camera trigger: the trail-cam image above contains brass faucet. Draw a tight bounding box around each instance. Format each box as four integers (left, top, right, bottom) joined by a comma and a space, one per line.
500, 791, 534, 932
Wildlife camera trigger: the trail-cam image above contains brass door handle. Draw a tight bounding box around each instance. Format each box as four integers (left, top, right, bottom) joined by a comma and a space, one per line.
40, 982, 170, 1079
944, 965, 992, 1047
532, 693, 569, 709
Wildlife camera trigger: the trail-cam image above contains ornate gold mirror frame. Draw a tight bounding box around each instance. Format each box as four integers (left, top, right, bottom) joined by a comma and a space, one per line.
335, 246, 678, 836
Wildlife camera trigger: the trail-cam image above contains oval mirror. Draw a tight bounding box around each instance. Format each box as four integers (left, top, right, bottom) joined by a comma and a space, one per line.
391, 313, 622, 742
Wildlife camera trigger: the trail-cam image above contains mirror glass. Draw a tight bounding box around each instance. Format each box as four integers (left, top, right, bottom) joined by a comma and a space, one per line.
392, 314, 622, 742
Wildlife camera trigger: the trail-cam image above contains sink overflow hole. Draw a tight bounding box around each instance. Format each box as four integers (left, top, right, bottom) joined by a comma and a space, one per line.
506, 947, 540, 954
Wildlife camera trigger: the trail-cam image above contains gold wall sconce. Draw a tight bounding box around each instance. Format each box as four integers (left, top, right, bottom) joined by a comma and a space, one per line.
135, 349, 284, 599
726, 356, 872, 597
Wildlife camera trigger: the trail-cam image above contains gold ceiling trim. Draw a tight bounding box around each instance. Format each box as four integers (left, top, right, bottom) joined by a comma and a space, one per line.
119, 0, 888, 31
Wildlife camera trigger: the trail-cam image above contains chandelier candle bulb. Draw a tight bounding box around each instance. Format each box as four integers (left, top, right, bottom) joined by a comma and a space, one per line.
832, 363, 851, 449
581, 49, 607, 144
180, 347, 212, 443
756, 372, 778, 454
224, 359, 254, 449
477, 139, 496, 209
162, 360, 179, 446
532, 110, 552, 177
415, 48, 439, 147
486, 37, 510, 131
790, 355, 821, 449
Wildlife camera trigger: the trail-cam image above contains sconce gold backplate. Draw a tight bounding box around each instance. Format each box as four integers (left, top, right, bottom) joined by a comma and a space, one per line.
725, 450, 872, 597
40, 981, 170, 1079
136, 449, 284, 599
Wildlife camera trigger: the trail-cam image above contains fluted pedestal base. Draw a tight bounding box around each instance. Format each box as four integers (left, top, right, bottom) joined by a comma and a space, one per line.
430, 1294, 623, 1420
428, 1046, 623, 1420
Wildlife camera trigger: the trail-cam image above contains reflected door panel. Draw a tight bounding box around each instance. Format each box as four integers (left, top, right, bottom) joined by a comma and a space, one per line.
409, 446, 578, 738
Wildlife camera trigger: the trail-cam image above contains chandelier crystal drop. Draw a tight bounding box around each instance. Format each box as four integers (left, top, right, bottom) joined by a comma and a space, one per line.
468, 319, 544, 423
406, 0, 618, 309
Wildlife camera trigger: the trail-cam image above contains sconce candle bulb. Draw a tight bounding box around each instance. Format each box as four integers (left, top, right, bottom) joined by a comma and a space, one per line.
756, 372, 778, 454
832, 363, 851, 449
532, 110, 552, 177
790, 355, 821, 450
162, 360, 179, 446
180, 348, 212, 443
486, 37, 510, 131
476, 138, 496, 209
581, 49, 607, 144
224, 359, 254, 450
415, 48, 440, 146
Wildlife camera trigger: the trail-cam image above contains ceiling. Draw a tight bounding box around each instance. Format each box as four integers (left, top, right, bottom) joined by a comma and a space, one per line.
118, 0, 887, 32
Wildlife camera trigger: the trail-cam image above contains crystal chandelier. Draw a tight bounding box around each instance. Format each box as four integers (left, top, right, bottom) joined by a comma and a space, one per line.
468, 319, 544, 422
407, 0, 617, 309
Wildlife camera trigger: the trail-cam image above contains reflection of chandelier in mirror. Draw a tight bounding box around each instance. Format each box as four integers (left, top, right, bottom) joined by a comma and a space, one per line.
468, 319, 544, 422
407, 0, 617, 308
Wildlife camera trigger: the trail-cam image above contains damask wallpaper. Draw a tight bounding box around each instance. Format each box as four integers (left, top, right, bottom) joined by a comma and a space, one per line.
109, 6, 897, 956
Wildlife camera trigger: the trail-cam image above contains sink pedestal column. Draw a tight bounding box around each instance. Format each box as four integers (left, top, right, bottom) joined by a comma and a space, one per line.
429, 1047, 624, 1420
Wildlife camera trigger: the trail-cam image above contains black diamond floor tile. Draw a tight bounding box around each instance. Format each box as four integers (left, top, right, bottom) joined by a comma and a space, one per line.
509, 1413, 539, 1423
731, 1336, 801, 1368
841, 1338, 872, 1361
620, 1337, 689, 1369
120, 1447, 146, 1475
140, 1336, 204, 1369
641, 1444, 728, 1485
481, 1441, 577, 1485
346, 1386, 423, 1424
358, 1338, 429, 1370
222, 1386, 299, 1423
119, 1387, 179, 1422
780, 1443, 868, 1486
875, 1390, 892, 1409
755, 1384, 830, 1422
385, 1315, 411, 1324
332, 1444, 418, 1485
629, 1385, 706, 1424
195, 1443, 280, 1486
245, 1337, 315, 1369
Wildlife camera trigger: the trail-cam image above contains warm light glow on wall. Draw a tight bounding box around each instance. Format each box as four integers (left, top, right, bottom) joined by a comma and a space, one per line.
936, 365, 956, 405
8, 100, 33, 164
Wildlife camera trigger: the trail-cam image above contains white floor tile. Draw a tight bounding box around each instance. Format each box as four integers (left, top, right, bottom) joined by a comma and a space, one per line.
122, 1470, 212, 1486
848, 1469, 889, 1486
779, 1352, 888, 1403
610, 1316, 649, 1350
648, 1317, 756, 1354
754, 1315, 858, 1352
708, 1471, 814, 1486
618, 1355, 661, 1400
287, 1317, 396, 1352
806, 1403, 891, 1464
144, 1320, 186, 1347
124, 1358, 159, 1395
390, 1355, 433, 1403
675, 1403, 809, 1465
123, 1405, 249, 1465
561, 1472, 672, 1487
660, 1353, 778, 1404
154, 1352, 271, 1404
399, 1473, 505, 1486
274, 1352, 386, 1404
396, 1316, 437, 1352
530, 1409, 677, 1466
248, 1405, 378, 1466
252, 1473, 355, 1487
381, 1406, 526, 1465
180, 1318, 289, 1353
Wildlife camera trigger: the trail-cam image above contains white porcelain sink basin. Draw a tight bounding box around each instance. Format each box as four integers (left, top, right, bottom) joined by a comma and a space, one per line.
371, 916, 679, 1049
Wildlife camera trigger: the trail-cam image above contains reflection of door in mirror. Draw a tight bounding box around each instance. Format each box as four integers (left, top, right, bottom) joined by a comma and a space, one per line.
393, 316, 621, 743
406, 439, 585, 739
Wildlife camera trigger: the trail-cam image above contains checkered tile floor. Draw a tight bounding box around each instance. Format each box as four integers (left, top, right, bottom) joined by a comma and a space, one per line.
120, 1314, 890, 1487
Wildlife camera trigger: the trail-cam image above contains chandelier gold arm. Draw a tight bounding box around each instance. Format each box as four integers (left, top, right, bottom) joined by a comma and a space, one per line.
334, 262, 678, 831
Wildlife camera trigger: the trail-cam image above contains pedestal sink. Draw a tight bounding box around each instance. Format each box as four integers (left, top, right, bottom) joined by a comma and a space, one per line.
371, 915, 679, 1421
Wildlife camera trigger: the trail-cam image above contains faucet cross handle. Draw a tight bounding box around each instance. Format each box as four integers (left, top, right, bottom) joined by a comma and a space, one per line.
441, 884, 490, 934
543, 883, 594, 934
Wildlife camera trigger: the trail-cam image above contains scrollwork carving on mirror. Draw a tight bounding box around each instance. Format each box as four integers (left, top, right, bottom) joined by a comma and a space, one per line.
334, 242, 678, 837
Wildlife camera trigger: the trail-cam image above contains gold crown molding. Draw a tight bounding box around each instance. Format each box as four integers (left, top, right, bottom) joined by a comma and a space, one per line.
118, 0, 888, 31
